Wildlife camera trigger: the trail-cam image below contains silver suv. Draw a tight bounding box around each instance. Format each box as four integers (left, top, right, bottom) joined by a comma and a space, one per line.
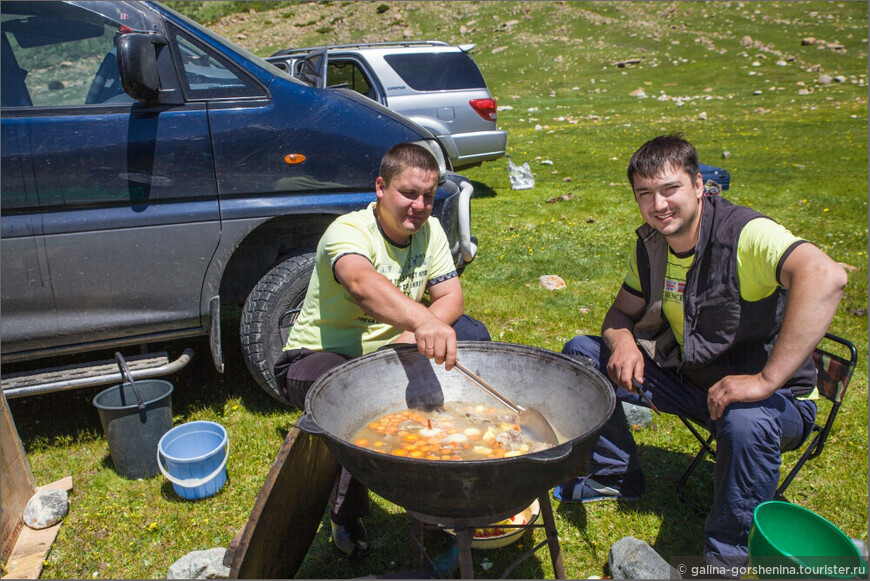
267, 41, 507, 170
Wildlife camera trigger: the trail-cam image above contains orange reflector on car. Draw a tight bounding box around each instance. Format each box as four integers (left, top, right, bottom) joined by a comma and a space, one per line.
283, 154, 306, 164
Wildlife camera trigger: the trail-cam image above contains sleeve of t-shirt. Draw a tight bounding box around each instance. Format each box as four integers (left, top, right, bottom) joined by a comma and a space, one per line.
321, 218, 375, 273
425, 217, 459, 286
622, 245, 643, 297
737, 217, 807, 302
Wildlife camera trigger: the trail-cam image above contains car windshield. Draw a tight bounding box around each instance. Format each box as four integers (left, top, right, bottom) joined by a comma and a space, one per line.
383, 52, 486, 91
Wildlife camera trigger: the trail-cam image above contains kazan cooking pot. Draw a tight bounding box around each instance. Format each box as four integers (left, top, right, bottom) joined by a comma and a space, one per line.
297, 342, 615, 522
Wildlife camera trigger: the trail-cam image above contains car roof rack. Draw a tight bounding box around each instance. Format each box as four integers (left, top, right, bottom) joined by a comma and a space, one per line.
270, 40, 450, 57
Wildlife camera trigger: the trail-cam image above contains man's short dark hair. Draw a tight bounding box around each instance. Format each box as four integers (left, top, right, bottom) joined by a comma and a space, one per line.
379, 143, 439, 186
627, 133, 700, 188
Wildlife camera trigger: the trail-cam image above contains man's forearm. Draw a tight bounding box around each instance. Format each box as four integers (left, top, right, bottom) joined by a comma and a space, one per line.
427, 292, 464, 327
350, 274, 439, 333
759, 265, 846, 391
602, 307, 639, 353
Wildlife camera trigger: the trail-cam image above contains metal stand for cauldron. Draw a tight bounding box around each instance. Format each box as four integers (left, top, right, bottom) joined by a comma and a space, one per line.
407, 494, 565, 579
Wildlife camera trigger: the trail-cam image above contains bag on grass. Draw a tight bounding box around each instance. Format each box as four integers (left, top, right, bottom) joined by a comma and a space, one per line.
508, 157, 535, 190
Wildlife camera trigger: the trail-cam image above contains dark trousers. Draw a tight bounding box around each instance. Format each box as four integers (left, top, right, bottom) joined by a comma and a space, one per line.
562, 335, 816, 566
276, 314, 491, 524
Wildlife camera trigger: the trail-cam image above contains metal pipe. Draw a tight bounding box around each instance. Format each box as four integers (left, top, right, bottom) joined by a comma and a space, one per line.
2, 348, 194, 399
456, 180, 477, 264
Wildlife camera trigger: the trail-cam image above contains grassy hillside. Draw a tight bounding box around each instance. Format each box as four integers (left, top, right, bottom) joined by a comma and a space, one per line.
11, 2, 867, 579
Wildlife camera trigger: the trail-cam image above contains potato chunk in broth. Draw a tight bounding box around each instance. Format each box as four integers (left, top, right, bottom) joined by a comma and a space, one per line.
351, 402, 555, 460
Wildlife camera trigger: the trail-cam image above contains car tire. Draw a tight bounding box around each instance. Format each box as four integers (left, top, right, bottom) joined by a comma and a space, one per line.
241, 253, 315, 404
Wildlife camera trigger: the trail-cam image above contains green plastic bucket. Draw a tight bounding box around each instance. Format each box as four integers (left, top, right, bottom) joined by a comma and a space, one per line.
749, 501, 867, 579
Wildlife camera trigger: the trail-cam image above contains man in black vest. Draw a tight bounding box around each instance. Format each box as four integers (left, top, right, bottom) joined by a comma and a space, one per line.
554, 134, 847, 568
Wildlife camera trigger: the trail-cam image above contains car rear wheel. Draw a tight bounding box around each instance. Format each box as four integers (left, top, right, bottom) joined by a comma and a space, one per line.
240, 253, 315, 404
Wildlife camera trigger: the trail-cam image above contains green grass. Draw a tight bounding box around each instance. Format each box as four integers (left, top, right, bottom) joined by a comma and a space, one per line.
6, 2, 867, 579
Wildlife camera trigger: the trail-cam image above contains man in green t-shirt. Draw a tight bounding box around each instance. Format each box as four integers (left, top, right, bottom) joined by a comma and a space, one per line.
555, 134, 847, 569
276, 142, 489, 558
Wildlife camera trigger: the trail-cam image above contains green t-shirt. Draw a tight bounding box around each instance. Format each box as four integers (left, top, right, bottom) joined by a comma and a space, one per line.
285, 202, 458, 358
624, 217, 804, 352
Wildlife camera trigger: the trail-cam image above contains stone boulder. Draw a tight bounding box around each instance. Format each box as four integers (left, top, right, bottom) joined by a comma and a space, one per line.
608, 536, 681, 579
167, 548, 230, 579
623, 402, 653, 430
23, 489, 69, 530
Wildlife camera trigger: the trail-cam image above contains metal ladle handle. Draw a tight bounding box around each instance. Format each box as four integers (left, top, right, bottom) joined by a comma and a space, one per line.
115, 352, 146, 413
453, 361, 524, 415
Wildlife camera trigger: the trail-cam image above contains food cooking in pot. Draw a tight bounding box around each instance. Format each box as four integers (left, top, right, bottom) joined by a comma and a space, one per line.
351, 402, 555, 460
474, 512, 528, 538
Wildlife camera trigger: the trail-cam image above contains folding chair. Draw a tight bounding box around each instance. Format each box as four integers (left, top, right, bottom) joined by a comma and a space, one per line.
676, 332, 858, 515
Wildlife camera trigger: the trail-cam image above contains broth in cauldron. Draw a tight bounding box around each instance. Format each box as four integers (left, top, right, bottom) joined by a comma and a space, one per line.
351, 401, 555, 460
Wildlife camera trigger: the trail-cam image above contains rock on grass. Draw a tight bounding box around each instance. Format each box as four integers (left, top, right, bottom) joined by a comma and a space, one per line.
24, 489, 69, 529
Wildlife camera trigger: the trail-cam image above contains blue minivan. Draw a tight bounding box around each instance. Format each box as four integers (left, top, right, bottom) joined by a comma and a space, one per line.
0, 1, 478, 402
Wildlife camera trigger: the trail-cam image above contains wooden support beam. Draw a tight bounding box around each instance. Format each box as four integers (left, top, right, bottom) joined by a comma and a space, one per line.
229, 425, 339, 579
1, 390, 36, 562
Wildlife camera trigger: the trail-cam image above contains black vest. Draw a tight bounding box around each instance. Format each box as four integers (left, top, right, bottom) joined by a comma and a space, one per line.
632, 195, 815, 395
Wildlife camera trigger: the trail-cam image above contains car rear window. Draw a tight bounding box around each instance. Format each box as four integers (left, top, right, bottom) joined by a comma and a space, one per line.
383, 52, 486, 91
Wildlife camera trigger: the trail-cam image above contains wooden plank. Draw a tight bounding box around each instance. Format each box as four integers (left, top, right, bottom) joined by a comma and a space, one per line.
1, 390, 36, 561
2, 522, 62, 580
37, 477, 73, 494
1, 477, 73, 580
230, 425, 340, 579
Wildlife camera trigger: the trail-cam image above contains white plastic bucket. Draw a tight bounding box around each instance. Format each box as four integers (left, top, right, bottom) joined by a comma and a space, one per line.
157, 421, 228, 500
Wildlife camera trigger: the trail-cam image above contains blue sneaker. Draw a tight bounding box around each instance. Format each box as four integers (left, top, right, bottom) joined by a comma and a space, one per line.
553, 474, 643, 503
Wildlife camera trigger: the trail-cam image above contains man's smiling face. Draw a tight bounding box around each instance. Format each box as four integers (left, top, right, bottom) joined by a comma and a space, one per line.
374, 166, 439, 245
632, 162, 704, 250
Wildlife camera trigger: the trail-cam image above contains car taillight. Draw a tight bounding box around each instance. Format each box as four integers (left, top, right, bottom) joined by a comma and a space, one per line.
469, 98, 498, 121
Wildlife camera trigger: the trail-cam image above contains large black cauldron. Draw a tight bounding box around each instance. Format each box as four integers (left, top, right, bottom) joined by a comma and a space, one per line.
297, 342, 614, 522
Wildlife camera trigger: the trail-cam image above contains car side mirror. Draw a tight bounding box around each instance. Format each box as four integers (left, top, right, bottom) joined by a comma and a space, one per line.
299, 48, 327, 89
117, 33, 161, 102
117, 33, 181, 105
